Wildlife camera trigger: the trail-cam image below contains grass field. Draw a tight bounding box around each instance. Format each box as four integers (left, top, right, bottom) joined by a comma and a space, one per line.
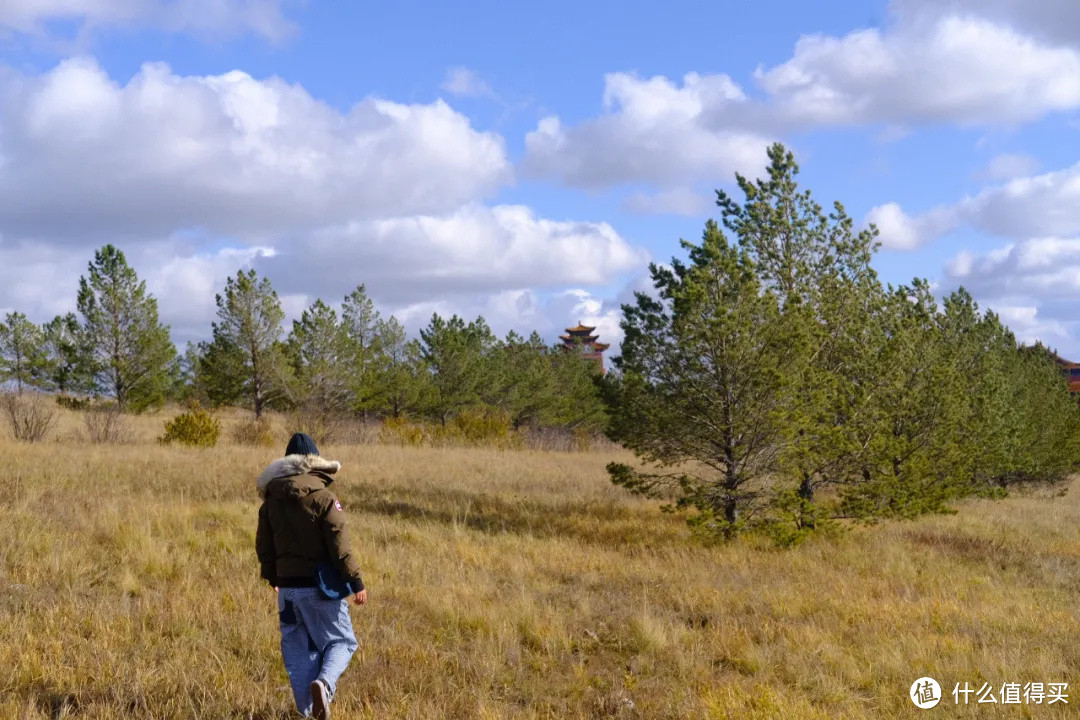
1, 408, 1078, 718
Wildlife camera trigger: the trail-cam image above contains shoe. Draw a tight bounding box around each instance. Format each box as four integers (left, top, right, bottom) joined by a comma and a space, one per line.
310, 679, 331, 720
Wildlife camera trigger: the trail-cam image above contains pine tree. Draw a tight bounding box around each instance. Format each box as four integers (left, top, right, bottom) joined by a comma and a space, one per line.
489, 331, 553, 429
840, 281, 957, 518
341, 285, 385, 414
371, 317, 429, 418
287, 299, 353, 414
549, 344, 608, 432
607, 221, 804, 537
77, 246, 176, 411
1006, 344, 1080, 486
167, 343, 202, 403
490, 331, 607, 432
418, 314, 495, 424
41, 313, 88, 395
934, 290, 1009, 490
0, 312, 48, 393
192, 337, 247, 408
716, 142, 884, 524
606, 142, 1080, 539
716, 143, 855, 305
208, 269, 288, 418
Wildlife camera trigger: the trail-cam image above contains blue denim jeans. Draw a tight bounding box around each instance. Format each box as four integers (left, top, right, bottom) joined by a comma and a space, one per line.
277, 587, 359, 716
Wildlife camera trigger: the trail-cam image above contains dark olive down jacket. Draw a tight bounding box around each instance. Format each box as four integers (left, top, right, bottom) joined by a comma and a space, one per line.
255, 455, 364, 592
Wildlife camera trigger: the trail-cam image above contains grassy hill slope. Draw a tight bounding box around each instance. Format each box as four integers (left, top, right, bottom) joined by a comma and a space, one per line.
1, 415, 1077, 718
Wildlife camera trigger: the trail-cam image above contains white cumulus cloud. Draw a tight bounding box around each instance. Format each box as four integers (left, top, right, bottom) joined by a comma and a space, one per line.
522, 72, 771, 189
874, 162, 1080, 250
0, 59, 647, 346
893, 0, 1080, 49
256, 204, 647, 306
755, 14, 1080, 126
962, 163, 1080, 239
0, 58, 511, 241
943, 238, 1080, 352
864, 202, 960, 250
522, 6, 1080, 194
946, 238, 1080, 298
993, 304, 1070, 348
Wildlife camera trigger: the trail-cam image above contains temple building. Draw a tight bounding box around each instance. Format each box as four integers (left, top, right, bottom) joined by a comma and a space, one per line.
1051, 352, 1080, 393
560, 323, 609, 373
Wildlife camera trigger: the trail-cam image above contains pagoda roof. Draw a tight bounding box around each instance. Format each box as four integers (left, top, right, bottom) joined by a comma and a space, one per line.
560, 334, 599, 342
565, 323, 596, 333
593, 343, 610, 351
1050, 351, 1080, 368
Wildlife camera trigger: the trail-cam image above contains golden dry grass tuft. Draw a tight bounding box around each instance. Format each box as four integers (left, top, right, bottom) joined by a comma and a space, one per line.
1, 408, 1078, 718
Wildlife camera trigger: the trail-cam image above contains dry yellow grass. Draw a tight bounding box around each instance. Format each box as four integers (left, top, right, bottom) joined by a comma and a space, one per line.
1, 408, 1078, 718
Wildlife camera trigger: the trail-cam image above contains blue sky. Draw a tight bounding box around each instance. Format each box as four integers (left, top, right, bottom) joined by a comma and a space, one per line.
2, 0, 1080, 356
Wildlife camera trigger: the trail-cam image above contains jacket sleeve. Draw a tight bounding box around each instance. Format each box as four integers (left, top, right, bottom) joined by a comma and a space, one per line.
318, 491, 365, 592
255, 502, 277, 586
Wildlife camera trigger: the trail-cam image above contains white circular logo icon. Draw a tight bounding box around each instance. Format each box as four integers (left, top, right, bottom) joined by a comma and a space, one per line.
910, 677, 942, 709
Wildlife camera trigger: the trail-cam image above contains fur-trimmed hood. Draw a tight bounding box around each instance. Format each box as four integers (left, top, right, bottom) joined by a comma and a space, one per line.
256, 454, 341, 498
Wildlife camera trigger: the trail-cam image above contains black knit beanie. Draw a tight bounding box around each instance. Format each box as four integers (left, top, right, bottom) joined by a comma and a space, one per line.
285, 432, 319, 457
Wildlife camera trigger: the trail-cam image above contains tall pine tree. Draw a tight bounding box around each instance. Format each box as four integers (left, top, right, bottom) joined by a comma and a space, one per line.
287, 299, 354, 414
418, 314, 496, 425
208, 269, 288, 418
0, 312, 48, 393
716, 143, 885, 523
41, 313, 88, 395
341, 285, 385, 414
369, 317, 429, 418
608, 221, 805, 537
77, 246, 175, 411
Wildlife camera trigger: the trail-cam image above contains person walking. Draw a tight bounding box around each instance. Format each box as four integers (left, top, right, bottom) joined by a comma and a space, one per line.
256, 432, 367, 720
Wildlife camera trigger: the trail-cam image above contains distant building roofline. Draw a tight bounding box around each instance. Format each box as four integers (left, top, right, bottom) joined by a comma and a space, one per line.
565, 323, 597, 333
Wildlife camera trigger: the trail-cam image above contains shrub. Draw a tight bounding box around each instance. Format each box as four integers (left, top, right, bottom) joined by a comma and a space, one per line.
56, 394, 92, 411
570, 426, 593, 452
231, 416, 277, 447
379, 416, 426, 447
83, 406, 130, 444
454, 408, 513, 444
432, 408, 520, 449
160, 403, 220, 447
2, 392, 56, 442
